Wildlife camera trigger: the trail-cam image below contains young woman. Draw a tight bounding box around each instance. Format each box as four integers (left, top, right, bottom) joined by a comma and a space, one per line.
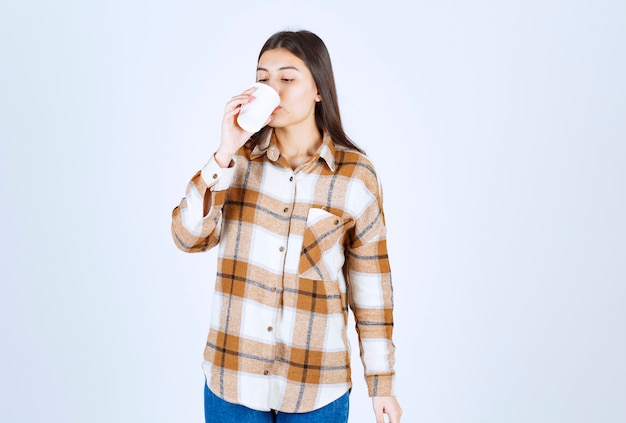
172, 30, 402, 423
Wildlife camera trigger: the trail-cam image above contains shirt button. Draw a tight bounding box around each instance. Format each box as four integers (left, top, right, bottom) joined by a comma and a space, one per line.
272, 287, 277, 293
263, 370, 269, 376
212, 173, 218, 179
279, 246, 285, 252
267, 326, 273, 332
283, 207, 289, 213
334, 219, 340, 225
289, 176, 294, 182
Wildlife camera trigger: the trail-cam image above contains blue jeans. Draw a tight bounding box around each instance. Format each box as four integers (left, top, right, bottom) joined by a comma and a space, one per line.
204, 383, 349, 423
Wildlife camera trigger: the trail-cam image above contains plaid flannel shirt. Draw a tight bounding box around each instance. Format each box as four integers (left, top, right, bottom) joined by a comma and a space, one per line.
171, 132, 396, 413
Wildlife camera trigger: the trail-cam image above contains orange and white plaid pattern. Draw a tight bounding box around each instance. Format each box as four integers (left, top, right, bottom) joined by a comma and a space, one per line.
172, 132, 396, 413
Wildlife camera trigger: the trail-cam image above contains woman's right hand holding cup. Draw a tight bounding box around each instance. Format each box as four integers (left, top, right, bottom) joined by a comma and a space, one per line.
214, 87, 258, 168
215, 83, 279, 168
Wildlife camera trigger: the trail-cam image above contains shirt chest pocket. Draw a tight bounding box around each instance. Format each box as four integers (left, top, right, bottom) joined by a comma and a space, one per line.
298, 207, 346, 282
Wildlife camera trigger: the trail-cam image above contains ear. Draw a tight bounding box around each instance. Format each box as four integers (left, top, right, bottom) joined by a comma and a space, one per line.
315, 94, 322, 102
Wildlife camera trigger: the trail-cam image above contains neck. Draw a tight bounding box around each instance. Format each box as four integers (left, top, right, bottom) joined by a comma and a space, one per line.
273, 122, 323, 169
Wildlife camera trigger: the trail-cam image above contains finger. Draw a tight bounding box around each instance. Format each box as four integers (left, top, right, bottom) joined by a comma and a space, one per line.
231, 91, 256, 102
224, 104, 243, 119
232, 87, 257, 103
225, 88, 258, 107
375, 407, 385, 423
225, 95, 254, 112
387, 405, 402, 423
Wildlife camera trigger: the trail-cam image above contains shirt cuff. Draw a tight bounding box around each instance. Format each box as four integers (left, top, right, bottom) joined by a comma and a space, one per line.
366, 374, 396, 397
200, 153, 236, 191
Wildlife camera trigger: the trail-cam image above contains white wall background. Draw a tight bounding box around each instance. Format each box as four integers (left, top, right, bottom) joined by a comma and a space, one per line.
1, 1, 625, 422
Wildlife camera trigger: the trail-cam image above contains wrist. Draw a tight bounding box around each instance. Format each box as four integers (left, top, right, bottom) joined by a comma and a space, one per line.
214, 150, 235, 168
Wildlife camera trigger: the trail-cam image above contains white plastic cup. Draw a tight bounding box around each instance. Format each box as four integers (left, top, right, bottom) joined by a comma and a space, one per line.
237, 83, 280, 133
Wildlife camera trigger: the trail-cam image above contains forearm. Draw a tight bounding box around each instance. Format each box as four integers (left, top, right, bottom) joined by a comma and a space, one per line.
348, 238, 397, 397
171, 154, 235, 252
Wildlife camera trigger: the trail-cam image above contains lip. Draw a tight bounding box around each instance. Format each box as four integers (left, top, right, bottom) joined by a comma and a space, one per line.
273, 106, 282, 113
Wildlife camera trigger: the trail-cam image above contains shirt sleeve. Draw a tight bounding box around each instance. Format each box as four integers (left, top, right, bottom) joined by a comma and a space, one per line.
171, 154, 235, 253
345, 167, 397, 397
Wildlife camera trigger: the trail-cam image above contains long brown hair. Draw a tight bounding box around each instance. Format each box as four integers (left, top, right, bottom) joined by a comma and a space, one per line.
249, 30, 365, 154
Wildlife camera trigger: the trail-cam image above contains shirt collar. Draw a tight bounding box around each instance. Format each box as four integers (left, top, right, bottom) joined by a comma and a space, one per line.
250, 129, 336, 172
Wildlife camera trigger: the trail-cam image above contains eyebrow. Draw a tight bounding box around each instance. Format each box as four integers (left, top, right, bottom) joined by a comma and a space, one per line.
256, 66, 300, 72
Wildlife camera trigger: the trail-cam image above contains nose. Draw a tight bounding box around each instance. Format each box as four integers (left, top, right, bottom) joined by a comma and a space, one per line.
266, 80, 280, 96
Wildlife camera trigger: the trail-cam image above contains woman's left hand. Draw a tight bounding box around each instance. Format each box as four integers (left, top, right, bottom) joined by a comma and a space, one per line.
372, 396, 402, 423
